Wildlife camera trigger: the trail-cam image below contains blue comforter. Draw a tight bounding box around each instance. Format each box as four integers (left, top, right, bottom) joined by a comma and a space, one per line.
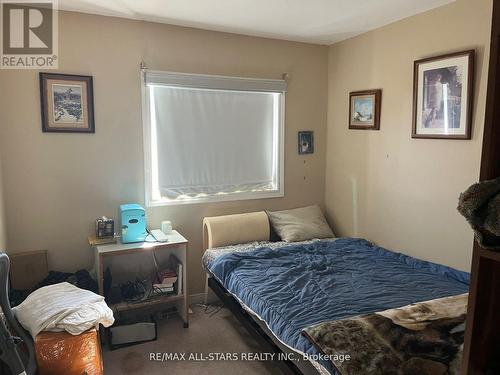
207, 238, 469, 374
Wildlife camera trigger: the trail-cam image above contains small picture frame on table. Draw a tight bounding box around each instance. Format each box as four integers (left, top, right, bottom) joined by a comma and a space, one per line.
298, 131, 314, 155
40, 73, 95, 133
349, 89, 382, 130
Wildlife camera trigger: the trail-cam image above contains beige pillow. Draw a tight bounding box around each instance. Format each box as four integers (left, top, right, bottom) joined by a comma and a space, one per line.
267, 205, 334, 242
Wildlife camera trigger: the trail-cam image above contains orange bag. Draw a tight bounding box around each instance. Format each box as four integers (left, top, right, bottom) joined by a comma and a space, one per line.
35, 328, 103, 375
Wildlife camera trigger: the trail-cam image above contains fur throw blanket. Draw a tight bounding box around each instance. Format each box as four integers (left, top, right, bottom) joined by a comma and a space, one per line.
457, 177, 500, 249
302, 293, 468, 375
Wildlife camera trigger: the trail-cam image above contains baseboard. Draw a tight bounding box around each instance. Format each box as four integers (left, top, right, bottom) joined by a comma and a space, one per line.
189, 291, 219, 305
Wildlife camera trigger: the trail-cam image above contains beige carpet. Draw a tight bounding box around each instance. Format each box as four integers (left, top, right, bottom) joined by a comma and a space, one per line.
103, 304, 284, 374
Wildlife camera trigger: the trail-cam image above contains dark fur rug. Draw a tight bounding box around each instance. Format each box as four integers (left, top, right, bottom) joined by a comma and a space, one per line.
302, 293, 468, 375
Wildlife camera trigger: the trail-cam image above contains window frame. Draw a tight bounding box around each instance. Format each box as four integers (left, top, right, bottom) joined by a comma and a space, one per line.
141, 70, 285, 207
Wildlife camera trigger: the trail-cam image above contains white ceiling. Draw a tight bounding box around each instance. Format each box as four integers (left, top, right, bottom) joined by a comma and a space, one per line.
59, 0, 454, 45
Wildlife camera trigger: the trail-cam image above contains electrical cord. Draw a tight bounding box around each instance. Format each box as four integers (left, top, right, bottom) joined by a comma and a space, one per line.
145, 231, 157, 243
195, 303, 224, 317
120, 278, 151, 303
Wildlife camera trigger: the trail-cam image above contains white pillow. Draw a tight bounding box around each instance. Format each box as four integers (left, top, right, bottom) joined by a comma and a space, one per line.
267, 205, 334, 242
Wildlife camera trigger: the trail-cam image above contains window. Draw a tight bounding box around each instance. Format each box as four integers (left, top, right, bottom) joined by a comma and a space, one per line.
142, 70, 286, 206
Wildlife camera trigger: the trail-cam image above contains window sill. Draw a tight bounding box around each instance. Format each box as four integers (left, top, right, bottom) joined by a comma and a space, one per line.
146, 189, 284, 207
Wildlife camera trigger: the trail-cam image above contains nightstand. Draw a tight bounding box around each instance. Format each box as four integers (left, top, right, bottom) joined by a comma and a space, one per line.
93, 230, 189, 328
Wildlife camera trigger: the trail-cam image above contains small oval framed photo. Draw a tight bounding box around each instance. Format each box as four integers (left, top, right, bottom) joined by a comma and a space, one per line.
349, 89, 382, 130
412, 50, 474, 139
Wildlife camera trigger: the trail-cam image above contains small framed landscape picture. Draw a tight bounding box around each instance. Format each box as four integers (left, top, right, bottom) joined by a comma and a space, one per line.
349, 89, 381, 130
40, 73, 95, 133
412, 50, 474, 139
298, 131, 314, 154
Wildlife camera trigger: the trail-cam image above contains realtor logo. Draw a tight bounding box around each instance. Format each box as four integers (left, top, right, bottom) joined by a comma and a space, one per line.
1, 0, 58, 69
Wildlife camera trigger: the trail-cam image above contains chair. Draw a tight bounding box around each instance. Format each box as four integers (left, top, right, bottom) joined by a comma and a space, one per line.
0, 251, 36, 375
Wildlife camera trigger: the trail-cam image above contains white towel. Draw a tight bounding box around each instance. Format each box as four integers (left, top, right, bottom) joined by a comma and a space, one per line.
13, 282, 114, 338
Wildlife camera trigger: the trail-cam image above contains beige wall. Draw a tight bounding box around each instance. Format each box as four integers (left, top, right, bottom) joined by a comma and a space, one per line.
325, 0, 492, 272
0, 153, 6, 251
0, 11, 328, 294
0, 0, 490, 294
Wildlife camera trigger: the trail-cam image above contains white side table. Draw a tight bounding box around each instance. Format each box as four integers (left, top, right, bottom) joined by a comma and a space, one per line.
93, 230, 189, 328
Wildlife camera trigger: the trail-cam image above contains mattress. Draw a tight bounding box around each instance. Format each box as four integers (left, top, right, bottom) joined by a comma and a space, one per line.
204, 238, 470, 375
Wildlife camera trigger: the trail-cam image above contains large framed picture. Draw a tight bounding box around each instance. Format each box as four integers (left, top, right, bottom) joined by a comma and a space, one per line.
412, 50, 474, 139
349, 89, 382, 130
40, 73, 95, 133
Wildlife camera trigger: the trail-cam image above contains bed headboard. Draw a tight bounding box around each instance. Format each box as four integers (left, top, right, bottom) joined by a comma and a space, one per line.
203, 211, 270, 250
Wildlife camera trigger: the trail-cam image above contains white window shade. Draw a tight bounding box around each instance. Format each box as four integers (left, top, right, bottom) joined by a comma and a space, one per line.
143, 70, 285, 205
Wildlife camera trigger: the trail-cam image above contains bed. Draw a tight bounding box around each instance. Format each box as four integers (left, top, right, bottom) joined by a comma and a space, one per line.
202, 210, 470, 375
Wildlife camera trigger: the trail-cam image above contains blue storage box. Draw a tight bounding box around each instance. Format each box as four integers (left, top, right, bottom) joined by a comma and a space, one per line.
120, 204, 147, 243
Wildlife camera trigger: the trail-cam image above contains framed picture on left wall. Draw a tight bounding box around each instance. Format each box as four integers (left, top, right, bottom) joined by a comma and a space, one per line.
40, 73, 95, 133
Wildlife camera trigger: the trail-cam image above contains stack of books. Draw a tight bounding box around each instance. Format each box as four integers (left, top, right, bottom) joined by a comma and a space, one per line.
151, 254, 183, 296
153, 269, 177, 294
